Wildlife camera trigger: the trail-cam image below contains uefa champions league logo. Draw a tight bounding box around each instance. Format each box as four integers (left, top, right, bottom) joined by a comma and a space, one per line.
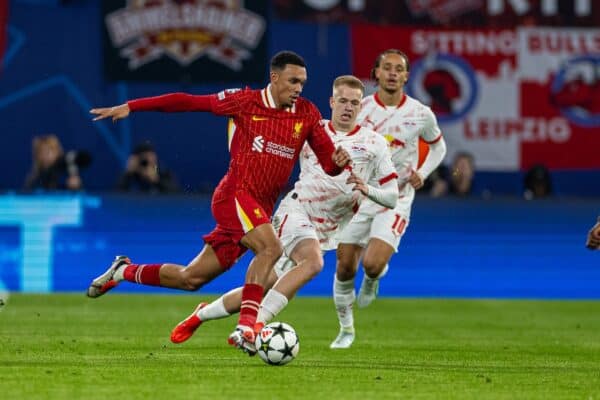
550, 55, 600, 128
407, 53, 478, 124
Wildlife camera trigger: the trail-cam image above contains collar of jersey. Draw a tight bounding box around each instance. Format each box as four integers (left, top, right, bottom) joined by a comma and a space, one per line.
328, 121, 360, 136
261, 84, 296, 113
374, 92, 407, 110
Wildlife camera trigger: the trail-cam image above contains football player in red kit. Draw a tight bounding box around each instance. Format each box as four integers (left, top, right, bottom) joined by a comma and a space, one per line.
87, 51, 350, 354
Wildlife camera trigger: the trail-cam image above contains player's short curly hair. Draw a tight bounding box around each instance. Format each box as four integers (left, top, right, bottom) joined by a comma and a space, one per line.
370, 49, 410, 82
270, 51, 306, 71
333, 75, 365, 95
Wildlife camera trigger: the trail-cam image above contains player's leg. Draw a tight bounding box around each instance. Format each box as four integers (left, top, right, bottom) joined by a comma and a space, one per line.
171, 265, 281, 344
235, 222, 283, 323
256, 238, 322, 328
356, 212, 408, 308
87, 244, 225, 298
356, 239, 394, 308
330, 210, 371, 349
228, 222, 283, 353
330, 243, 362, 349
170, 287, 238, 344
254, 199, 324, 328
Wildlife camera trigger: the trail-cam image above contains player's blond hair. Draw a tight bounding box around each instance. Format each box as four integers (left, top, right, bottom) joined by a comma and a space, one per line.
333, 75, 365, 95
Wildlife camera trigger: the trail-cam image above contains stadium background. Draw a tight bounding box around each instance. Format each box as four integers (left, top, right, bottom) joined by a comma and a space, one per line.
0, 0, 598, 298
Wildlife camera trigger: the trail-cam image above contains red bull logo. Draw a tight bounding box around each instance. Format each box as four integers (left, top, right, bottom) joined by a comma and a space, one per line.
384, 134, 405, 148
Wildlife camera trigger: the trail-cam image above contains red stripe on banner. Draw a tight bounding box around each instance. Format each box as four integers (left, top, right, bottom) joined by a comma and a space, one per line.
0, 0, 7, 72
351, 24, 517, 80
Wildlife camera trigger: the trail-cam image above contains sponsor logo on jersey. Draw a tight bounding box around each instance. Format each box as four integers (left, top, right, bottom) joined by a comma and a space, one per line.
252, 135, 265, 152
351, 144, 368, 153
252, 136, 294, 159
384, 134, 405, 148
104, 0, 266, 70
252, 115, 268, 121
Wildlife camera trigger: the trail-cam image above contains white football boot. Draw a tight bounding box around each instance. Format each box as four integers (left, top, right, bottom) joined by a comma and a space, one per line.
86, 255, 131, 298
356, 264, 389, 308
330, 327, 355, 349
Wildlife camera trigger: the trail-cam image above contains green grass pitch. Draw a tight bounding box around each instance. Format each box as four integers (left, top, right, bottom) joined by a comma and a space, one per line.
1, 294, 599, 399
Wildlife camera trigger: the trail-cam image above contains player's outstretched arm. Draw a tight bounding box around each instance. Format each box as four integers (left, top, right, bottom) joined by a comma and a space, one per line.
90, 104, 130, 122
91, 93, 223, 123
586, 217, 600, 250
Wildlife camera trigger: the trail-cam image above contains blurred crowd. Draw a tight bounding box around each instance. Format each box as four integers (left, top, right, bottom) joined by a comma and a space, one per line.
23, 134, 556, 200
23, 135, 180, 195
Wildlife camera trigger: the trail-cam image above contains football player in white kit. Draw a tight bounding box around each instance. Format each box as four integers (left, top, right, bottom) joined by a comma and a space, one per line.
330, 49, 447, 349
169, 75, 401, 349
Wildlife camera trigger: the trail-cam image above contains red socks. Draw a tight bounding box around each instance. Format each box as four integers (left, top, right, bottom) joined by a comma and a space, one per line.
122, 264, 162, 286
238, 283, 264, 328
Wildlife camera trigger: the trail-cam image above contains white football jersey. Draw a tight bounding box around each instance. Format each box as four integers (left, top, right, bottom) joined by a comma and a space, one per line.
284, 120, 397, 244
357, 93, 442, 214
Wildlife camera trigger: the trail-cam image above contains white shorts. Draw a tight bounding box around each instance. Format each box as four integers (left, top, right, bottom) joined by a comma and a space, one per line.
272, 193, 340, 257
336, 201, 411, 252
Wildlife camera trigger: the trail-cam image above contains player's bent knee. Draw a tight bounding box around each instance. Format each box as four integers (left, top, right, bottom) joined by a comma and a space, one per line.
305, 255, 324, 278
362, 257, 387, 277
260, 242, 284, 264
336, 260, 357, 280
180, 272, 209, 291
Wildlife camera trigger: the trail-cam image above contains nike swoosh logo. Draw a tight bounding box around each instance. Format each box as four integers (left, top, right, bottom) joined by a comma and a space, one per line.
252, 115, 268, 121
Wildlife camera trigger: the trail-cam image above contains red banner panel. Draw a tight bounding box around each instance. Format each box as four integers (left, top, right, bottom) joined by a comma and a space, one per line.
352, 24, 600, 171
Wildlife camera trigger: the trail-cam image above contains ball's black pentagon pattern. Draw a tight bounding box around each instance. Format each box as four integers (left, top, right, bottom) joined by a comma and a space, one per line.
256, 322, 299, 366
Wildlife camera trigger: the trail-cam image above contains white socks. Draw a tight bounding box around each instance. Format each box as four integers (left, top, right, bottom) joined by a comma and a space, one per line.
333, 275, 355, 330
197, 295, 231, 321
257, 289, 289, 324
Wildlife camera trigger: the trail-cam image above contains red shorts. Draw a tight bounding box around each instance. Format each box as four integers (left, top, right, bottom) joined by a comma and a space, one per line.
203, 191, 272, 269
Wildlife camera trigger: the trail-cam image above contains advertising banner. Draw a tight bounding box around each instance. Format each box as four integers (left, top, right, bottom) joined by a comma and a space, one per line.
275, 0, 599, 27
102, 0, 268, 83
352, 25, 600, 171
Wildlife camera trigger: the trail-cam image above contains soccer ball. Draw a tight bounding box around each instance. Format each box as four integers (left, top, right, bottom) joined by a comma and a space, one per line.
255, 322, 299, 366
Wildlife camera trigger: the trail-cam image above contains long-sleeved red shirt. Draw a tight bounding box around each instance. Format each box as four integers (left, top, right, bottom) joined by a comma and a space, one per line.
128, 88, 342, 215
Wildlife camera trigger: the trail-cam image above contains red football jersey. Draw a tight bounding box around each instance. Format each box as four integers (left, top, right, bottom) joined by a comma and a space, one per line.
128, 87, 340, 215
212, 87, 341, 214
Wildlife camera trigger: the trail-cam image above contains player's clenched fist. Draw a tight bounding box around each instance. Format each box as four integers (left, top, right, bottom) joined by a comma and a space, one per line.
346, 172, 368, 195
408, 169, 424, 190
332, 146, 351, 168
90, 104, 130, 122
586, 217, 600, 250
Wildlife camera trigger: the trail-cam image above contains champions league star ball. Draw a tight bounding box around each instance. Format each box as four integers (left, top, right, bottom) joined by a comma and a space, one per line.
255, 322, 300, 366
